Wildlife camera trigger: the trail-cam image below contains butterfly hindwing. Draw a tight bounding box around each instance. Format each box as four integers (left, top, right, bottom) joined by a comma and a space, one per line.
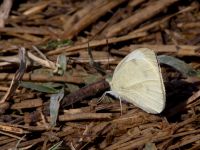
110, 48, 165, 114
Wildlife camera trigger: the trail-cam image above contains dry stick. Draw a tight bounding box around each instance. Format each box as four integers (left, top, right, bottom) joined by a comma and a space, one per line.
186, 90, 200, 104
0, 26, 54, 35
63, 0, 127, 39
0, 50, 56, 69
189, 142, 200, 150
111, 136, 154, 150
87, 3, 127, 43
27, 51, 56, 70
149, 116, 199, 145
72, 53, 117, 64
47, 32, 147, 55
76, 122, 110, 150
128, 0, 146, 7
0, 120, 49, 135
100, 0, 146, 38
0, 85, 20, 93
11, 99, 43, 109
23, 2, 48, 16
171, 129, 200, 139
61, 79, 110, 108
0, 62, 12, 67
31, 45, 59, 71
0, 131, 24, 140
0, 73, 84, 84
59, 113, 112, 121
32, 46, 49, 62
104, 130, 141, 150
168, 134, 200, 150
105, 114, 193, 150
111, 44, 200, 57
0, 137, 17, 146
7, 32, 43, 42
0, 0, 13, 27
177, 22, 200, 29
0, 123, 29, 134
111, 125, 190, 150
2, 137, 45, 150
105, 0, 178, 37
62, 0, 103, 32
130, 5, 196, 34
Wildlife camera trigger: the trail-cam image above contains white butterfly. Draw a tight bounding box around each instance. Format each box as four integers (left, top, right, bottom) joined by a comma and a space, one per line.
105, 48, 166, 114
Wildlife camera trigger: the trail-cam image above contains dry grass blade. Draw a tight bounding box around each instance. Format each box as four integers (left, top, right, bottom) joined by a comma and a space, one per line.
0, 47, 26, 104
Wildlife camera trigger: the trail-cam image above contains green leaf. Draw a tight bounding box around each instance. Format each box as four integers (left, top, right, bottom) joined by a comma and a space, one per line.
32, 68, 54, 76
40, 39, 72, 50
50, 88, 64, 127
158, 55, 197, 77
20, 82, 60, 93
42, 82, 64, 88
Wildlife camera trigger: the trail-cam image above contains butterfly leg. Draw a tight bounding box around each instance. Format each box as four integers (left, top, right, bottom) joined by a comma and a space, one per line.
97, 91, 108, 104
97, 91, 115, 104
98, 91, 123, 115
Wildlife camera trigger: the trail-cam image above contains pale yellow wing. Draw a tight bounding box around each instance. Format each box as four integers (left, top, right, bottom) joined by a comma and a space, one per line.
110, 48, 165, 114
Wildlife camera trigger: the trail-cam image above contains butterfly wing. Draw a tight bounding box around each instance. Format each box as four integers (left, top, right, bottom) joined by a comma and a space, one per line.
110, 48, 165, 114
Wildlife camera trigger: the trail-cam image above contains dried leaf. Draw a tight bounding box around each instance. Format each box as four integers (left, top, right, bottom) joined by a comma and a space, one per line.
50, 88, 64, 127
32, 68, 54, 76
158, 55, 197, 77
55, 54, 67, 75
20, 82, 60, 93
0, 47, 26, 103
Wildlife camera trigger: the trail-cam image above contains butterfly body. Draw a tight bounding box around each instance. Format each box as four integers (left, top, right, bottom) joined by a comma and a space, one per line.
109, 48, 165, 114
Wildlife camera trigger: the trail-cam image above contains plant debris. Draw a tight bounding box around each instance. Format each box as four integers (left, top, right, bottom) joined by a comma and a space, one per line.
0, 0, 200, 149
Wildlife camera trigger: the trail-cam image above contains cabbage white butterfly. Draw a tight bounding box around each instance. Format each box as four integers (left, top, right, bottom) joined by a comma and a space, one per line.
106, 48, 165, 114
